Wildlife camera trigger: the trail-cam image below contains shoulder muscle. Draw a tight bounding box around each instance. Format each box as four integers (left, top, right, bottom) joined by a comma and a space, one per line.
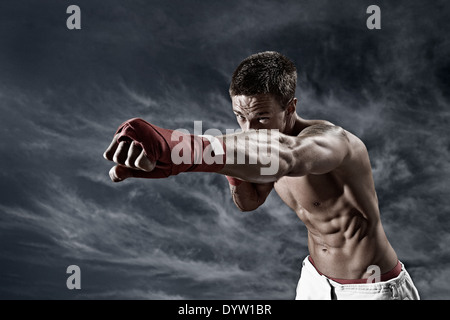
289, 124, 351, 176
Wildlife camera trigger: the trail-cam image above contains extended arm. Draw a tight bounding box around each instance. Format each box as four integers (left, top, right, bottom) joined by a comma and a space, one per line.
218, 123, 351, 182
103, 119, 350, 185
220, 124, 350, 211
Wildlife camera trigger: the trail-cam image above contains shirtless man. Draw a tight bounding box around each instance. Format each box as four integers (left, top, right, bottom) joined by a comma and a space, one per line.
103, 51, 420, 300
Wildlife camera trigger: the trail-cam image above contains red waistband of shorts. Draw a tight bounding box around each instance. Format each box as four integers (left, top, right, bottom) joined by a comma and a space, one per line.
308, 256, 402, 284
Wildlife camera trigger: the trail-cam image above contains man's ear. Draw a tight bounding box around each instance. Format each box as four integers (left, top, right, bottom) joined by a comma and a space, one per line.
286, 98, 297, 115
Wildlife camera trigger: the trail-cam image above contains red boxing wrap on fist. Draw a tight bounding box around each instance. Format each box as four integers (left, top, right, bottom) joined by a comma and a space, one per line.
115, 118, 226, 178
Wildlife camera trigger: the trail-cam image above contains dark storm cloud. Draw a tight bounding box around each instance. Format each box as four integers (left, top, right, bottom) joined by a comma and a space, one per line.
0, 0, 449, 299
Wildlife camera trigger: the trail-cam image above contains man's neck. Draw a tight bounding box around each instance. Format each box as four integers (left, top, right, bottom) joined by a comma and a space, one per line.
284, 115, 303, 136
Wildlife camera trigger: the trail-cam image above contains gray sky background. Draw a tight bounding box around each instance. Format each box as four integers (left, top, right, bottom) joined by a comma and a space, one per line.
0, 0, 449, 299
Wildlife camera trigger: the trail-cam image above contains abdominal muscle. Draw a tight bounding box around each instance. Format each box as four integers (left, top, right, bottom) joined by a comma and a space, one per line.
275, 175, 398, 280
304, 210, 396, 279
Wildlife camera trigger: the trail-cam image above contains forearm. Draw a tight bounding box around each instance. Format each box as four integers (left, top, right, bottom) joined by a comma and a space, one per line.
218, 129, 295, 183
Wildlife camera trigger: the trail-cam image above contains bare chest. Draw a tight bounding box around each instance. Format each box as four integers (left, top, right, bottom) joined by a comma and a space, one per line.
274, 174, 346, 220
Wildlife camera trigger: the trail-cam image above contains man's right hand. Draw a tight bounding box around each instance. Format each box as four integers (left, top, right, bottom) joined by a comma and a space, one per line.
103, 118, 227, 182
103, 133, 156, 182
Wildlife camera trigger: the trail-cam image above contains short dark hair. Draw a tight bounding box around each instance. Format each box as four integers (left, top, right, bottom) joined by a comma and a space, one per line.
229, 51, 297, 108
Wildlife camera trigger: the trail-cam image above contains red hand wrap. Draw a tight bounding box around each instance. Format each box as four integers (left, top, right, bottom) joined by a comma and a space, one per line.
115, 118, 226, 178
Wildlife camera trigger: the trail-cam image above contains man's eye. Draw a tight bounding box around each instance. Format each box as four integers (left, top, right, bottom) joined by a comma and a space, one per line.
258, 117, 270, 123
236, 115, 246, 121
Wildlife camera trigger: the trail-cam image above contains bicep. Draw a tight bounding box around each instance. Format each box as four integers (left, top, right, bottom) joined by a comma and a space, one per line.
288, 125, 350, 176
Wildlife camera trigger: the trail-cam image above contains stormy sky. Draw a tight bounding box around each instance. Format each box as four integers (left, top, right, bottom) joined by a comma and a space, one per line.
0, 0, 449, 299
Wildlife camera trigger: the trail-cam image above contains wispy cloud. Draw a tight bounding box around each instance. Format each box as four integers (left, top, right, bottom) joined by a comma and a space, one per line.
1, 0, 449, 300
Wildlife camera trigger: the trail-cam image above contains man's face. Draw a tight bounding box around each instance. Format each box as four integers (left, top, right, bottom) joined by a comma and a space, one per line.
231, 94, 292, 133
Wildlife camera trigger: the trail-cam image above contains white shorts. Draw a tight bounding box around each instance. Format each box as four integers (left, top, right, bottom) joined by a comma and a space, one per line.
295, 256, 420, 300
